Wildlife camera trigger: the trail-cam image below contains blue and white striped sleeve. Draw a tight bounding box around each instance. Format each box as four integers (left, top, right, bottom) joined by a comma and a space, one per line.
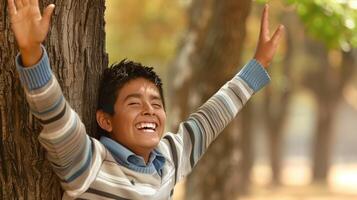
166, 59, 270, 182
15, 46, 102, 194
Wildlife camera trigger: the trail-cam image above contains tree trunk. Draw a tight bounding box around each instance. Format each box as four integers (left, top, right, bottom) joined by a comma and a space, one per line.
312, 49, 356, 182
304, 40, 336, 183
0, 0, 107, 199
237, 102, 253, 194
169, 0, 252, 199
312, 99, 336, 181
263, 10, 295, 185
303, 38, 356, 182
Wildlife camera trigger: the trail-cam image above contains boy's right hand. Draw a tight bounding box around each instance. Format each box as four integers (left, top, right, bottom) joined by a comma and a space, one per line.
8, 0, 55, 67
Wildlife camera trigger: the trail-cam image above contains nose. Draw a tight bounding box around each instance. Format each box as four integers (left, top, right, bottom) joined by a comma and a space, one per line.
142, 102, 154, 116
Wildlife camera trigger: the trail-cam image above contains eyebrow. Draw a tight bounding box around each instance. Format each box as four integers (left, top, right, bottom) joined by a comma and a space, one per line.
123, 93, 162, 102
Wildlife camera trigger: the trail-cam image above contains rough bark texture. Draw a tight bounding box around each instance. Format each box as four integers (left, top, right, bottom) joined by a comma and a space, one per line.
0, 0, 107, 199
168, 0, 252, 199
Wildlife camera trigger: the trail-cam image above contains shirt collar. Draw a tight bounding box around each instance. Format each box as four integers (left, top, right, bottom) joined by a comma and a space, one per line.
100, 136, 166, 175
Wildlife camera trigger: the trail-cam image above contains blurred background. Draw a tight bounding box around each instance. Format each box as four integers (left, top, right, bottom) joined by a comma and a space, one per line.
105, 0, 357, 199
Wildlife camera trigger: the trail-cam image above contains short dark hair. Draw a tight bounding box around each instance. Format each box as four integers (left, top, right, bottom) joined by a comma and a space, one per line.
96, 59, 165, 137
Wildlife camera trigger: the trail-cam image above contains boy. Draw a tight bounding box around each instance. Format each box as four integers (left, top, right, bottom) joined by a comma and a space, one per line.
8, 0, 284, 199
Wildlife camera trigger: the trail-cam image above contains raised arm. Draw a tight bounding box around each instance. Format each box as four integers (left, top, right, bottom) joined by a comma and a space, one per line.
8, 0, 103, 196
164, 4, 285, 182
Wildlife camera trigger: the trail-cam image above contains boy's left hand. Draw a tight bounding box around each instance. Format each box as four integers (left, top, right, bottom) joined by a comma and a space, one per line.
254, 4, 285, 68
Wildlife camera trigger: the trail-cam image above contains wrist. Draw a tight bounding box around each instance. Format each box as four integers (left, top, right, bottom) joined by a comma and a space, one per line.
19, 43, 42, 54
20, 44, 43, 67
253, 56, 269, 68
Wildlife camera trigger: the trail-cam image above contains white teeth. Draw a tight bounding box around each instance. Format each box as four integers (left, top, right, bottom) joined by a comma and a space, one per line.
136, 122, 157, 130
142, 129, 155, 133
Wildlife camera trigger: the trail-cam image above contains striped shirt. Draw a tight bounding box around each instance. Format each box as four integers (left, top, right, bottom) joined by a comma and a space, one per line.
16, 46, 270, 200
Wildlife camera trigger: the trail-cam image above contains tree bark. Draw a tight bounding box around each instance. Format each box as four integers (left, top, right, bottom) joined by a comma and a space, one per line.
0, 0, 107, 199
169, 0, 252, 199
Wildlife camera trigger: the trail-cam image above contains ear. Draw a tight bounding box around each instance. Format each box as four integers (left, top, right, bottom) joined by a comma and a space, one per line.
96, 110, 113, 133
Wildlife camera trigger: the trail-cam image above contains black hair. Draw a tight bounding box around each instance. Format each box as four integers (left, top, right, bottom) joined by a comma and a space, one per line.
96, 59, 164, 137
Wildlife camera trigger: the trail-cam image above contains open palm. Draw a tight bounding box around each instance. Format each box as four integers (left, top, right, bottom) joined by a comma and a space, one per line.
8, 0, 54, 49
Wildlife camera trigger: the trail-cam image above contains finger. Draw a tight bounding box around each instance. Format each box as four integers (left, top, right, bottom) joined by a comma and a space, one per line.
271, 25, 285, 46
22, 0, 29, 6
14, 0, 23, 9
29, 0, 38, 6
7, 0, 17, 15
41, 4, 55, 27
259, 4, 270, 41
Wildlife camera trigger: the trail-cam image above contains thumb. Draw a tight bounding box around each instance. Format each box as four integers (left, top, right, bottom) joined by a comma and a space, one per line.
41, 4, 55, 27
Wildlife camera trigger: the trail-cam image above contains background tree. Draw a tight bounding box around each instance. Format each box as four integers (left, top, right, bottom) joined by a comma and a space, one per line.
260, 7, 298, 185
254, 0, 357, 186
0, 0, 107, 199
285, 0, 357, 183
168, 0, 254, 199
302, 38, 356, 183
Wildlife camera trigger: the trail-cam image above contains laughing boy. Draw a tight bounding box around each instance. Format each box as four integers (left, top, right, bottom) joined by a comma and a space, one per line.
8, 0, 284, 199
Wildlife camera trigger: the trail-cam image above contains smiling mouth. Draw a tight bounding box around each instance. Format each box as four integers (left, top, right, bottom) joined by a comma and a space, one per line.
135, 122, 157, 133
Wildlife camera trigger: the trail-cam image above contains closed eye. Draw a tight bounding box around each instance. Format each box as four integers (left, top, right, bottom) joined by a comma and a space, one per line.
152, 103, 162, 108
128, 102, 140, 106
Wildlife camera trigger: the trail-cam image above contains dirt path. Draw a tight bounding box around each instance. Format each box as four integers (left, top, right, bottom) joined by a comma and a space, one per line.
240, 185, 357, 200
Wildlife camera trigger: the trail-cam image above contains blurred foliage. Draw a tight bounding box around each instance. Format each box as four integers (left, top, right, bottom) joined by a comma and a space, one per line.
259, 0, 357, 51
288, 0, 357, 51
105, 0, 186, 71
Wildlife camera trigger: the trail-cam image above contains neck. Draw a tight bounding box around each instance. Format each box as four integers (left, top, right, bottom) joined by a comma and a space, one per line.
135, 151, 151, 164
107, 136, 153, 164
121, 144, 152, 164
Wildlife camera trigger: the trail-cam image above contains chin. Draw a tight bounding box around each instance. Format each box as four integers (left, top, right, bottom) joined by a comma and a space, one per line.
141, 139, 161, 149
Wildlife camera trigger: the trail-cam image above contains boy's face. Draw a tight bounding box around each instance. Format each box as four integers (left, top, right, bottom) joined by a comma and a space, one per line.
108, 77, 166, 155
